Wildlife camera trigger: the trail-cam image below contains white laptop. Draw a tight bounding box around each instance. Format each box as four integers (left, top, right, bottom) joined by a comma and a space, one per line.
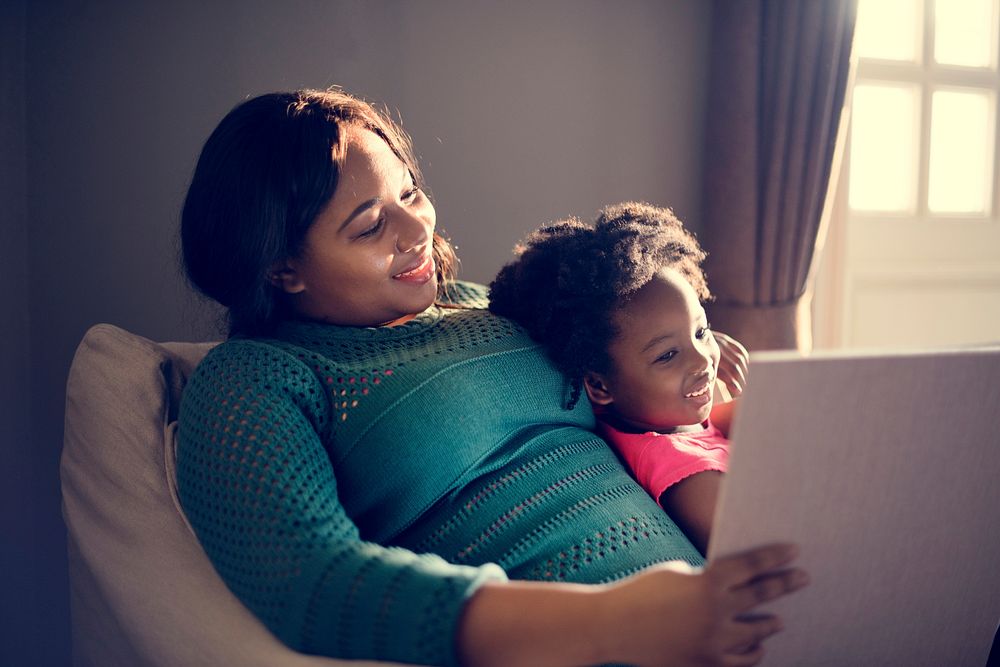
708, 347, 1000, 667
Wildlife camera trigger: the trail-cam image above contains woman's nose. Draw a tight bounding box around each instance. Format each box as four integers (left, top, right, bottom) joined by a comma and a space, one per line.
394, 208, 430, 253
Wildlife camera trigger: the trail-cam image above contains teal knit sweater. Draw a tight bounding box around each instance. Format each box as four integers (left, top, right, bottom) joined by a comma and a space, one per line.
177, 282, 702, 666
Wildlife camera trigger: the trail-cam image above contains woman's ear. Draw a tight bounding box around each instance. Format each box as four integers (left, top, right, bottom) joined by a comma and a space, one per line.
267, 261, 306, 294
583, 371, 615, 406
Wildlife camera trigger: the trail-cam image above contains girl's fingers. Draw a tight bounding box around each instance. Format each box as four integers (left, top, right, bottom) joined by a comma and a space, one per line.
716, 366, 743, 397
714, 331, 749, 396
722, 352, 748, 387
721, 373, 744, 397
716, 331, 750, 362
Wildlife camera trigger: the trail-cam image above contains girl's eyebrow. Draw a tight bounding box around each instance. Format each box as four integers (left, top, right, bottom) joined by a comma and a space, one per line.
641, 332, 676, 353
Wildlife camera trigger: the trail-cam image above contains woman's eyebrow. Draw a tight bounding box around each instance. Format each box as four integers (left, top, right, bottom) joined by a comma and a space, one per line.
339, 197, 383, 231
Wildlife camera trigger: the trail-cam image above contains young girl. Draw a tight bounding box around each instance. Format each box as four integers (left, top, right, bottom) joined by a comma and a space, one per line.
489, 201, 743, 554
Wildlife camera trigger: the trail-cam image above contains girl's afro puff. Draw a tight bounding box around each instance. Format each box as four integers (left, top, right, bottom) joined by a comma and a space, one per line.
489, 201, 709, 407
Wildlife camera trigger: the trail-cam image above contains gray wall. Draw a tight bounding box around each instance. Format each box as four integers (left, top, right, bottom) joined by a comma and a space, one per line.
3, 1, 711, 663
1, 0, 36, 664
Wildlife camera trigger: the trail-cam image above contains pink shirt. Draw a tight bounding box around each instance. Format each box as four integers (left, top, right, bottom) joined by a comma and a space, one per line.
597, 418, 729, 506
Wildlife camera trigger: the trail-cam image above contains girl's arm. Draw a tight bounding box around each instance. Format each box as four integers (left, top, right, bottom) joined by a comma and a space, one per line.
457, 543, 808, 667
659, 470, 724, 555
710, 398, 739, 438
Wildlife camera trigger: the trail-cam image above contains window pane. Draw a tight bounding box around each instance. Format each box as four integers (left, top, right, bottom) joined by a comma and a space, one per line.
934, 0, 997, 68
855, 0, 921, 62
849, 85, 920, 212
928, 90, 994, 213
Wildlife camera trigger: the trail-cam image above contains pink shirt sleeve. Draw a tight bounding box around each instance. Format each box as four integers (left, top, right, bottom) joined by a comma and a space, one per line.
597, 419, 729, 506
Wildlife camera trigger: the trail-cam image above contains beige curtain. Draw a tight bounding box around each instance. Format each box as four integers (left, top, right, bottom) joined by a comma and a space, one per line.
701, 0, 856, 351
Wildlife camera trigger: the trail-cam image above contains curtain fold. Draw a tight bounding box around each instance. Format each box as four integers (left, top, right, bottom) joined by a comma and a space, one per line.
701, 0, 856, 351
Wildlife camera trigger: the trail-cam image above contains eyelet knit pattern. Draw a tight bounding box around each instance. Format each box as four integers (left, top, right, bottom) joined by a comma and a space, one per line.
177, 281, 702, 666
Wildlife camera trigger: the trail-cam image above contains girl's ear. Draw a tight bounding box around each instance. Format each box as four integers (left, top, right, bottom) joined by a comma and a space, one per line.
268, 261, 306, 294
583, 371, 615, 406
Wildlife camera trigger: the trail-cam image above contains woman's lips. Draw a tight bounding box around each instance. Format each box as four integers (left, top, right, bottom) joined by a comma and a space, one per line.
392, 253, 434, 283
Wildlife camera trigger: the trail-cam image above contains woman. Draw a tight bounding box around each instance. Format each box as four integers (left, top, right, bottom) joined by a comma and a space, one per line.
178, 89, 807, 667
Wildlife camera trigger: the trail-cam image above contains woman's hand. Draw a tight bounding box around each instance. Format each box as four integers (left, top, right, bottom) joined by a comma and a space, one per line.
594, 543, 808, 667
714, 331, 749, 400
458, 543, 806, 667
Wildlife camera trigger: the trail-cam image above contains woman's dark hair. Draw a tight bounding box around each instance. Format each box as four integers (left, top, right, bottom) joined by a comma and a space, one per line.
489, 201, 710, 408
181, 88, 457, 337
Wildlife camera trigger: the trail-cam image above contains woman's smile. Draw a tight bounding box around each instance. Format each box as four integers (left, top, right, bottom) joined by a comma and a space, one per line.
276, 127, 439, 327
393, 252, 435, 283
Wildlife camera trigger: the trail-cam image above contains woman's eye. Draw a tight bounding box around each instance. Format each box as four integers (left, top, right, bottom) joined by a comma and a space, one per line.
357, 218, 384, 238
402, 186, 420, 202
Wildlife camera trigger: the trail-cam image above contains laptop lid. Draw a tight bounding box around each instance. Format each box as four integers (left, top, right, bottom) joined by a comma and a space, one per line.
708, 347, 1000, 667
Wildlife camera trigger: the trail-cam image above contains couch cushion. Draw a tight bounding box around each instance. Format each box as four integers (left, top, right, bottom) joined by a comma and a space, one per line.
61, 324, 400, 667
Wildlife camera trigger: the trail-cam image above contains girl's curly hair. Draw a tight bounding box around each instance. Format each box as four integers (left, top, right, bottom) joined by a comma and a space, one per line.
488, 201, 710, 408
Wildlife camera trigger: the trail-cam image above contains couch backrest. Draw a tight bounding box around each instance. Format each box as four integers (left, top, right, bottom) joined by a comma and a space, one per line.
61, 324, 396, 667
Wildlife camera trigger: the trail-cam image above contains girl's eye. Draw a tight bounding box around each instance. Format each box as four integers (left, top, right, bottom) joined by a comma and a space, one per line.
656, 350, 678, 364
402, 186, 420, 203
696, 325, 712, 340
357, 217, 384, 239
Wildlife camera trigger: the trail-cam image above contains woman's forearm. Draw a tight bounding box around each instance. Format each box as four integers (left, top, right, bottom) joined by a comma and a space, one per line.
456, 580, 610, 667
456, 543, 808, 667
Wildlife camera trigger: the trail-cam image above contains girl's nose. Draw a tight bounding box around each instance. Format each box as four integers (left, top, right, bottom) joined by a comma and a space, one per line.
692, 339, 718, 373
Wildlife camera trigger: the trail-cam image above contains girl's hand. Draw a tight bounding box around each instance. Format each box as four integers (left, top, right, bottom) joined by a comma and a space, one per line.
595, 543, 808, 667
713, 331, 749, 399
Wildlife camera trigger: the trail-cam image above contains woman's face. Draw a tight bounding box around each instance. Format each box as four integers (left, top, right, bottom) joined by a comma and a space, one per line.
590, 268, 721, 432
277, 127, 438, 327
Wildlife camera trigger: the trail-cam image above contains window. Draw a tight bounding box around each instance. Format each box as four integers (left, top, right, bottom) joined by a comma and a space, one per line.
813, 0, 1000, 349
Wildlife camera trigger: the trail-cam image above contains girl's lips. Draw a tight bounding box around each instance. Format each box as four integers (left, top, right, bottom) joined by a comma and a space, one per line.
392, 254, 434, 283
684, 377, 714, 403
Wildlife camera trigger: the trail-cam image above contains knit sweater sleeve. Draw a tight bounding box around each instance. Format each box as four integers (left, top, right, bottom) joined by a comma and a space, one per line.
176, 339, 506, 666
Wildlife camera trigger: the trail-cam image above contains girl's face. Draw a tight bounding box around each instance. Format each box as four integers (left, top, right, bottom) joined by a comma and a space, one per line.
586, 268, 721, 432
275, 127, 438, 327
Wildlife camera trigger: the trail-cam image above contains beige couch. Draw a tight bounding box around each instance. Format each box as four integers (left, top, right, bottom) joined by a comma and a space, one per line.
61, 324, 405, 667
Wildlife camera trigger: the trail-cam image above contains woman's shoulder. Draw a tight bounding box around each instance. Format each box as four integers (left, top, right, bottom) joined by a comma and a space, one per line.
187, 335, 319, 391
196, 334, 294, 363
440, 280, 489, 309
180, 335, 331, 428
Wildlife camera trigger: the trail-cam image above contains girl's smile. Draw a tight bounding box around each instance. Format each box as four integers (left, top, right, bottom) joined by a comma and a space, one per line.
585, 267, 721, 433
